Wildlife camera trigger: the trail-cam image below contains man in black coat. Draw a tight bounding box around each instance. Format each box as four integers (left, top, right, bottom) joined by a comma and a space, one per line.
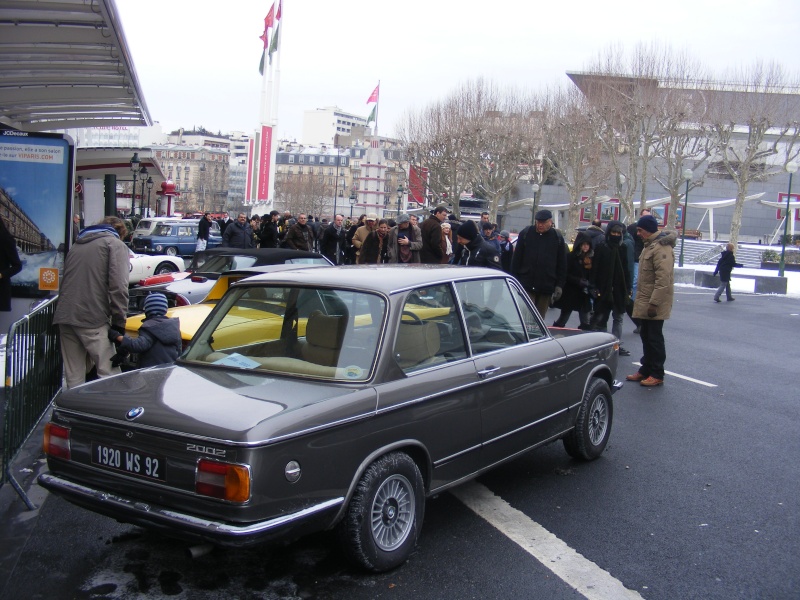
455, 220, 502, 270
196, 212, 212, 252
221, 213, 255, 249
259, 210, 281, 249
589, 220, 632, 354
319, 214, 347, 264
511, 209, 568, 319
420, 205, 448, 264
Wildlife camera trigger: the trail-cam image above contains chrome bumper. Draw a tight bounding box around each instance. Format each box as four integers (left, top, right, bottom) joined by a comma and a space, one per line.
38, 472, 343, 546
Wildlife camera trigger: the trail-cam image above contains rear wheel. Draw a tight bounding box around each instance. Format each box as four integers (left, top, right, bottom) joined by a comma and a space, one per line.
564, 378, 613, 460
155, 262, 178, 275
164, 246, 178, 256
337, 452, 424, 572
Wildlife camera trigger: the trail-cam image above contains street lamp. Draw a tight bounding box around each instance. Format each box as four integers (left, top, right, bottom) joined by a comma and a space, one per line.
397, 184, 404, 216
349, 190, 357, 219
529, 183, 540, 225
678, 168, 693, 268
145, 176, 154, 217
130, 152, 140, 216
780, 162, 798, 277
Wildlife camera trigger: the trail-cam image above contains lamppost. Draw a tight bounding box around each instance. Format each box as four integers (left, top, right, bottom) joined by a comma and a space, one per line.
529, 183, 540, 225
396, 184, 404, 216
349, 191, 357, 219
129, 153, 140, 216
780, 162, 798, 277
137, 166, 148, 218
145, 176, 154, 217
678, 168, 693, 268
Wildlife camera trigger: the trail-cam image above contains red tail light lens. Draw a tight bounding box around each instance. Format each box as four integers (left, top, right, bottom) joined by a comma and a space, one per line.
43, 423, 71, 460
190, 275, 208, 283
196, 459, 250, 502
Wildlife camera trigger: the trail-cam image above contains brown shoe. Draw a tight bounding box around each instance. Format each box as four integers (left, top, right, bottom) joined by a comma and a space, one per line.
640, 376, 664, 387
626, 372, 646, 382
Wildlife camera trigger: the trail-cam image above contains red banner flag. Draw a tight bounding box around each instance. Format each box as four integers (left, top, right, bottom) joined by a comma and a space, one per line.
276, 0, 282, 20
264, 4, 275, 32
366, 84, 379, 104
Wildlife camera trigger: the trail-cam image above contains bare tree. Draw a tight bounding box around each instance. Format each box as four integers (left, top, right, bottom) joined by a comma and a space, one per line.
274, 170, 330, 217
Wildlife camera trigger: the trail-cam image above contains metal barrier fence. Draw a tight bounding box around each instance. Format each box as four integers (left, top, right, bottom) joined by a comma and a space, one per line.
1, 296, 61, 509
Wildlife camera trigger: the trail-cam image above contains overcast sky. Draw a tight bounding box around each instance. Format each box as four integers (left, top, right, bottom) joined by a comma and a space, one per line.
116, 0, 800, 142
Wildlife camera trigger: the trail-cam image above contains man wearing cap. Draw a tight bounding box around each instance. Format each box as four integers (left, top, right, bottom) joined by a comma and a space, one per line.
387, 214, 422, 263
352, 213, 378, 264
497, 230, 514, 273
420, 205, 448, 264
110, 292, 182, 369
455, 220, 502, 270
626, 214, 676, 387
511, 209, 568, 318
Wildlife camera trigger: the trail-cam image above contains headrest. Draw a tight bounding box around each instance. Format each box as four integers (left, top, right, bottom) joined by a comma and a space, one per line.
306, 310, 346, 349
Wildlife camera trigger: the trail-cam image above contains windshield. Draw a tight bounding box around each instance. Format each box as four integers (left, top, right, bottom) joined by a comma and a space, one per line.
198, 255, 259, 274
183, 285, 386, 382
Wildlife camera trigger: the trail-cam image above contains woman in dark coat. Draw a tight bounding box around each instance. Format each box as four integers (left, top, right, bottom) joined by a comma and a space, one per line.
0, 217, 22, 311
360, 219, 390, 264
552, 232, 595, 329
713, 243, 743, 302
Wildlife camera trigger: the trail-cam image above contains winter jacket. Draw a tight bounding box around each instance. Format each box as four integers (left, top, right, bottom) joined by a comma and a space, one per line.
221, 221, 255, 249
387, 225, 422, 264
457, 236, 502, 270
511, 226, 568, 295
583, 225, 605, 249
53, 226, 129, 330
285, 222, 314, 251
259, 221, 280, 249
632, 229, 677, 321
592, 221, 631, 313
120, 316, 182, 368
197, 217, 211, 241
713, 250, 743, 282
420, 217, 444, 263
553, 233, 595, 313
351, 224, 375, 263
361, 231, 390, 264
319, 224, 346, 264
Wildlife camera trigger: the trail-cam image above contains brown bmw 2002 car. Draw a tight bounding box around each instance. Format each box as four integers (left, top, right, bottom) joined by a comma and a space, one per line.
40, 265, 622, 572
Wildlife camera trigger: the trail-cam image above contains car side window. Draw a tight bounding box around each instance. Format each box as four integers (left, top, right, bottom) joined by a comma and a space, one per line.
510, 285, 546, 341
454, 278, 528, 355
394, 284, 467, 373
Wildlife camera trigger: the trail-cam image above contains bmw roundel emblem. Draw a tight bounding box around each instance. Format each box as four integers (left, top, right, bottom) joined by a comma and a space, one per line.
126, 407, 145, 421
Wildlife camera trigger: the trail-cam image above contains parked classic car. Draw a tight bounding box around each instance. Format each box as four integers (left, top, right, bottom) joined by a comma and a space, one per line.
131, 219, 222, 256
127, 248, 185, 285
127, 248, 332, 314
40, 265, 622, 572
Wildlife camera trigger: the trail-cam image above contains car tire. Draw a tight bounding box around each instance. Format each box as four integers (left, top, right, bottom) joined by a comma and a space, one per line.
563, 378, 613, 461
164, 247, 178, 256
155, 262, 178, 275
337, 452, 425, 572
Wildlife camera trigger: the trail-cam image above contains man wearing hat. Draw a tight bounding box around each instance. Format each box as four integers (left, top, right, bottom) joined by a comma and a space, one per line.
387, 214, 422, 263
455, 220, 502, 270
420, 205, 448, 264
109, 293, 182, 369
352, 213, 379, 264
626, 215, 676, 387
511, 209, 568, 318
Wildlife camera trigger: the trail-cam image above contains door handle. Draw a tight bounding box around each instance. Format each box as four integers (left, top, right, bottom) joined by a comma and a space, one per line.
477, 366, 500, 379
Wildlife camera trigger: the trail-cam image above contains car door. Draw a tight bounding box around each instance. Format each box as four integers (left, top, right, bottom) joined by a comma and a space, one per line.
453, 277, 570, 469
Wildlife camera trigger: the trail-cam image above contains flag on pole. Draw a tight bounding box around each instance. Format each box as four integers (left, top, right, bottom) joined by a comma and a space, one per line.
367, 104, 377, 123
259, 2, 282, 75
366, 84, 379, 104
268, 22, 280, 64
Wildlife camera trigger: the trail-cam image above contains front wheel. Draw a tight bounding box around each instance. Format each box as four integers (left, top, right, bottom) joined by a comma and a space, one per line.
164, 246, 178, 256
563, 378, 613, 460
155, 262, 178, 275
337, 452, 425, 572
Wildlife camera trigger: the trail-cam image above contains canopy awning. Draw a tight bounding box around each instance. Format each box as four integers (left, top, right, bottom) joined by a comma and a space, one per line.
0, 0, 151, 132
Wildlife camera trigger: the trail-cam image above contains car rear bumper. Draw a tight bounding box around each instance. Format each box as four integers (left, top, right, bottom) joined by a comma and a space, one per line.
38, 472, 344, 547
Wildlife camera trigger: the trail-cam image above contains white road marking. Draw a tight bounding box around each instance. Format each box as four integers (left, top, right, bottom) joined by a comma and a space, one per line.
450, 481, 644, 600
632, 362, 717, 387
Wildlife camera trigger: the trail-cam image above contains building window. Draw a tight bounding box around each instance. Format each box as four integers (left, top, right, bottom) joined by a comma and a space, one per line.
299, 166, 304, 174
309, 156, 315, 164
299, 156, 305, 164
353, 161, 359, 169
289, 155, 295, 163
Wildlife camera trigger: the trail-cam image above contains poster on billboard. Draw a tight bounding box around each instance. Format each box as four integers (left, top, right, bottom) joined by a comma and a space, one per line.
0, 128, 74, 299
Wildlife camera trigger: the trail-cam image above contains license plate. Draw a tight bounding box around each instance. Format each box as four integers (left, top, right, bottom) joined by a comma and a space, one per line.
91, 443, 166, 481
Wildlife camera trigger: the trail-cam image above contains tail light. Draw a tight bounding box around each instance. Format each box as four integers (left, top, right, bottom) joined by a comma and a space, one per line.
43, 423, 71, 460
174, 294, 191, 307
190, 275, 208, 283
195, 459, 250, 502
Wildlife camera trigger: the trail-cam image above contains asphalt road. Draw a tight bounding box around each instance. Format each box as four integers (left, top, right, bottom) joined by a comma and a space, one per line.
1, 286, 798, 599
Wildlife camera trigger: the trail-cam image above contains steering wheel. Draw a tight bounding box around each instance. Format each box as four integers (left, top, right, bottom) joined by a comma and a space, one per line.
401, 310, 423, 324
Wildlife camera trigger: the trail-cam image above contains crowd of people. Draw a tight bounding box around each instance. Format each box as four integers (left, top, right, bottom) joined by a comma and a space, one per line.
56, 206, 681, 390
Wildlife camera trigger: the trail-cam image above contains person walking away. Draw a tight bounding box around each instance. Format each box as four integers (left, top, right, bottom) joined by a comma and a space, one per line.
626, 208, 651, 333
440, 222, 454, 264
260, 210, 281, 249
455, 220, 502, 270
511, 209, 568, 319
0, 217, 22, 311
221, 213, 255, 249
713, 243, 744, 302
497, 230, 514, 273
361, 219, 391, 264
387, 214, 422, 264
109, 292, 182, 368
320, 214, 347, 264
53, 216, 130, 388
626, 215, 676, 387
552, 233, 595, 329
196, 212, 212, 252
420, 205, 448, 264
588, 220, 632, 355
